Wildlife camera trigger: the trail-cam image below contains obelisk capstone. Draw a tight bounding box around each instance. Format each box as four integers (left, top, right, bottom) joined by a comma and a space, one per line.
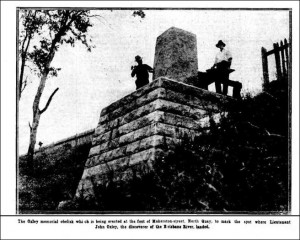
153, 27, 198, 85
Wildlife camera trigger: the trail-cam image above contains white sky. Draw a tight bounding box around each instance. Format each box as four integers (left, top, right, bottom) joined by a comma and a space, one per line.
18, 9, 290, 154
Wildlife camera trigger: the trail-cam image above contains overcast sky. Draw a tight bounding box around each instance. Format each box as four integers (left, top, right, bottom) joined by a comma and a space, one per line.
18, 9, 290, 154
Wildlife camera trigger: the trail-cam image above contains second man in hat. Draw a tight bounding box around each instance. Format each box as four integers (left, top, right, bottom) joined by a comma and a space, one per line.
211, 40, 232, 95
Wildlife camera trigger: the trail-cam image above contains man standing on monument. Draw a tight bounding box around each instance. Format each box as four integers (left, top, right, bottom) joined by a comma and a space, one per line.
211, 40, 232, 95
131, 55, 154, 90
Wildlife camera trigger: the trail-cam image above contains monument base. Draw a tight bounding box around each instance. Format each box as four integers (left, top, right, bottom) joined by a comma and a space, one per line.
75, 77, 233, 199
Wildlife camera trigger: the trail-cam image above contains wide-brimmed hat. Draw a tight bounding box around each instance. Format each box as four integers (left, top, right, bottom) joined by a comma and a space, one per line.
135, 55, 142, 61
216, 40, 226, 48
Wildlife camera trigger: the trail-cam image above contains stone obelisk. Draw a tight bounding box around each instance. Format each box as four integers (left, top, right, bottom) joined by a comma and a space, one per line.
153, 27, 198, 85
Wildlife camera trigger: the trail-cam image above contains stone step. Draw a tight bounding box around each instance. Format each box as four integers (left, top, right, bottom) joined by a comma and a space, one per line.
92, 122, 203, 152
82, 147, 167, 180
92, 123, 156, 149
93, 111, 209, 146
100, 79, 163, 116
158, 78, 232, 106
99, 87, 165, 124
97, 98, 207, 136
99, 78, 231, 124
94, 111, 164, 144
75, 148, 165, 199
87, 135, 181, 168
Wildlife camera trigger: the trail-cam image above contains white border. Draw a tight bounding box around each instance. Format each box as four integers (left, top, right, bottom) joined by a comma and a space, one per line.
1, 1, 299, 239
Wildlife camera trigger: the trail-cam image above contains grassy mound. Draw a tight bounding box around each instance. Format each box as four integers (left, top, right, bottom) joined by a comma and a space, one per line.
18, 142, 91, 213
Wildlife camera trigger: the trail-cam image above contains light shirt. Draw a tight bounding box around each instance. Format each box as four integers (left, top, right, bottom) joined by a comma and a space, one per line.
215, 48, 232, 64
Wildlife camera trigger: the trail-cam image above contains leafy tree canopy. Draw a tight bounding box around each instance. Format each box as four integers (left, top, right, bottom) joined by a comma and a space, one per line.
20, 10, 94, 78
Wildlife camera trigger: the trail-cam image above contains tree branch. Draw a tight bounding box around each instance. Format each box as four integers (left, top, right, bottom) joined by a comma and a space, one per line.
39, 87, 59, 114
19, 34, 30, 100
21, 31, 28, 54
25, 64, 34, 71
264, 128, 285, 138
90, 15, 113, 30
21, 76, 28, 93
28, 121, 32, 130
263, 91, 278, 101
24, 32, 32, 54
247, 121, 285, 138
247, 121, 260, 129
47, 11, 74, 62
49, 29, 54, 41
74, 10, 85, 18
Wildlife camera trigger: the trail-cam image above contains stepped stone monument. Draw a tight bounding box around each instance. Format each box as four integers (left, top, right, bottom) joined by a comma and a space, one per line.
75, 27, 232, 200
153, 27, 198, 85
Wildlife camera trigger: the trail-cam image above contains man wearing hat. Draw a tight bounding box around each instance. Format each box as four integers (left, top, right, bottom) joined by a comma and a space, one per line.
211, 40, 232, 95
131, 55, 154, 90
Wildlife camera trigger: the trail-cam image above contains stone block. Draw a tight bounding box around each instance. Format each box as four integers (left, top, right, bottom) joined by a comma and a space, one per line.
96, 99, 161, 136
92, 122, 203, 161
82, 147, 159, 179
153, 27, 198, 84
94, 111, 164, 145
98, 78, 231, 128
156, 99, 207, 121
92, 123, 157, 148
92, 109, 207, 151
87, 135, 163, 167
100, 79, 163, 116
160, 78, 233, 107
96, 98, 207, 136
87, 134, 182, 169
164, 89, 220, 112
155, 122, 202, 139
99, 87, 166, 124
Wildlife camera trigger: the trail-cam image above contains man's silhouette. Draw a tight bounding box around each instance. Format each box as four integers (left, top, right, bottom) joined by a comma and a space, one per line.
131, 55, 154, 90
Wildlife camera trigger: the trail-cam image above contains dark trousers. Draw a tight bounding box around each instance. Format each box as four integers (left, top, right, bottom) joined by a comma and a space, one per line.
135, 79, 149, 90
214, 61, 230, 95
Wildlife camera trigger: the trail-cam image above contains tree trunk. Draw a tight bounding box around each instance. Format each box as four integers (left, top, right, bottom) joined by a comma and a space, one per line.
19, 30, 32, 100
19, 52, 26, 100
26, 68, 59, 172
26, 73, 48, 168
27, 111, 41, 170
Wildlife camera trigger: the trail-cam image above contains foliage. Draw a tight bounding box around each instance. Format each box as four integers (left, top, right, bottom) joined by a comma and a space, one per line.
132, 10, 146, 19
19, 10, 94, 78
18, 142, 91, 213
18, 10, 42, 99
18, 9, 146, 97
18, 10, 94, 99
